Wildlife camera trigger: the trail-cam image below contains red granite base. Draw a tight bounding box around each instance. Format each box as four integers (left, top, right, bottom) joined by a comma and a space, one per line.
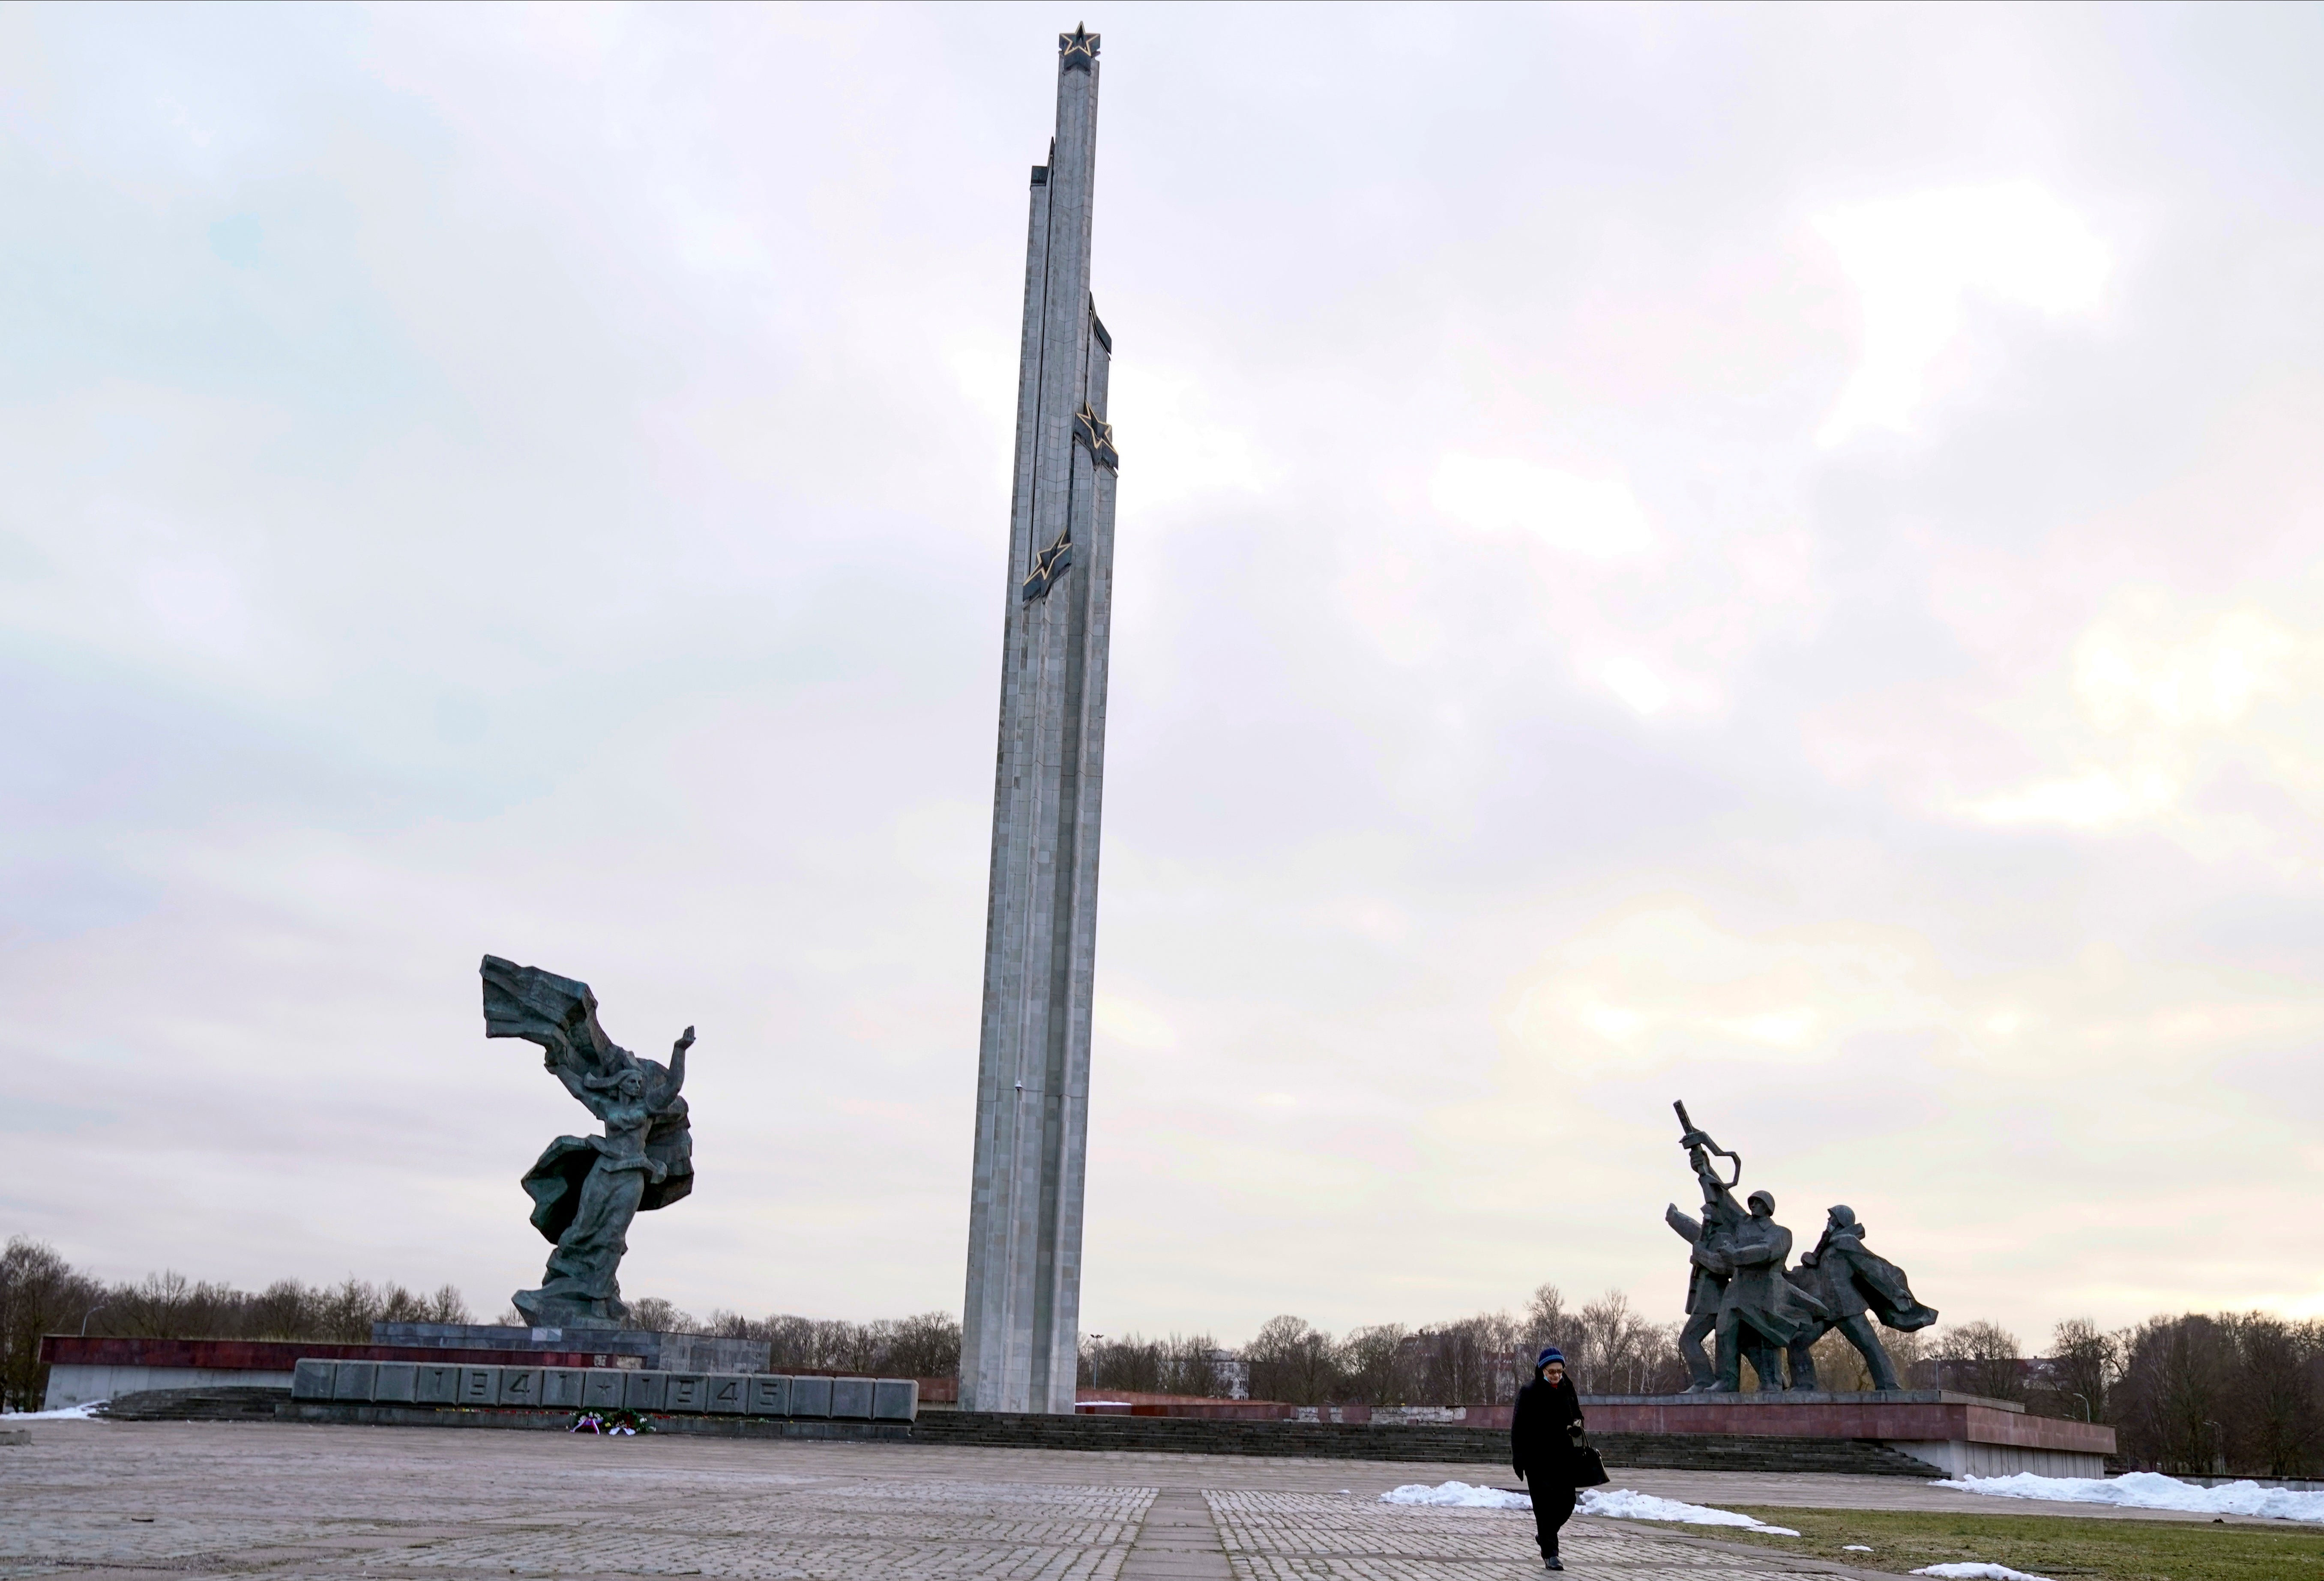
1577, 1390, 2113, 1475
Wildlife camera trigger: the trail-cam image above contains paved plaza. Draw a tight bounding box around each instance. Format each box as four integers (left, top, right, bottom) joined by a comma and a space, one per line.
0, 1419, 2235, 1581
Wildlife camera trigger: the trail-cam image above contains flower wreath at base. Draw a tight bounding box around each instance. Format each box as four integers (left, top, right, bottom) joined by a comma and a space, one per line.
569, 1408, 656, 1435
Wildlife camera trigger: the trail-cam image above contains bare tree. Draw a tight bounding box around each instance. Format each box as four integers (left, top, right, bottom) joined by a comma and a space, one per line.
1336, 1324, 1410, 1405
1245, 1315, 1341, 1405
1571, 1290, 1666, 1396
1074, 1330, 1221, 1396
1156, 1332, 1224, 1397
1523, 1284, 1570, 1353
0, 1243, 480, 1409
1935, 1320, 2025, 1401
623, 1296, 696, 1335
0, 1239, 102, 1412
2114, 1312, 2324, 1476
1080, 1333, 1163, 1392
718, 1311, 962, 1378
2042, 1317, 2119, 1423
1406, 1312, 1522, 1406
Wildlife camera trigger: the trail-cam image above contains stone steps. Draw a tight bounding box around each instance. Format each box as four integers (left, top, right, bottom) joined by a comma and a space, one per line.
100, 1387, 294, 1423
1593, 1431, 1939, 1477
913, 1411, 1939, 1476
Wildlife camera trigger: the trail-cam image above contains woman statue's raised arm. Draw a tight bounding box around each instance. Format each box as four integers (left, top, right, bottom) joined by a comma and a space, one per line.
662, 1026, 695, 1102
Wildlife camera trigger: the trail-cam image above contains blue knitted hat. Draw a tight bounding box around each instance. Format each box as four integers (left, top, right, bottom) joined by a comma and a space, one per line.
1536, 1347, 1564, 1369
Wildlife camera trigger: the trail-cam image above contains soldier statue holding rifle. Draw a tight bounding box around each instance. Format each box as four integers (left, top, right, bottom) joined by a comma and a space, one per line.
1664, 1103, 1824, 1391
1663, 1102, 1936, 1393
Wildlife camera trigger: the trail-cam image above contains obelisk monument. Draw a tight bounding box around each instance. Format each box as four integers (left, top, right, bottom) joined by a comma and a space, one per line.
959, 24, 1120, 1415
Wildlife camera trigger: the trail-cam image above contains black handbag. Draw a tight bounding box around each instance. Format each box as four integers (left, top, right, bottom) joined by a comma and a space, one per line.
1569, 1425, 1610, 1488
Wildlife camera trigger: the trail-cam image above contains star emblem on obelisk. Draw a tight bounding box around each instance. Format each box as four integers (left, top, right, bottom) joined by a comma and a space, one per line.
1072, 404, 1118, 470
1021, 529, 1073, 602
1059, 23, 1099, 70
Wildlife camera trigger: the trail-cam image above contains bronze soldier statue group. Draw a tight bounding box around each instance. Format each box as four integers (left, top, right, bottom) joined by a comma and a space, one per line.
1509, 1103, 1939, 1572
1663, 1101, 1937, 1393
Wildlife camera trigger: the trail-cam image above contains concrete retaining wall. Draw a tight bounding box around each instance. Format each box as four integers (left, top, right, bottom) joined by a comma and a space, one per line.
44, 1365, 294, 1410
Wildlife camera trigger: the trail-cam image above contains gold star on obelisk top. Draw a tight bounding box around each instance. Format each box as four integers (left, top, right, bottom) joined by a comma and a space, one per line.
1059, 23, 1099, 70
1072, 405, 1118, 471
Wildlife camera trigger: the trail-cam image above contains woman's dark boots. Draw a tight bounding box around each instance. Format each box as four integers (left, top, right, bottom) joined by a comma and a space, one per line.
1542, 1534, 1563, 1571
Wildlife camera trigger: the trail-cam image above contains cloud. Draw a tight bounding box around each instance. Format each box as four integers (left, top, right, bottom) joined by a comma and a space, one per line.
2073, 602, 2301, 735
1599, 657, 1673, 717
1957, 592, 2324, 850
1814, 181, 2112, 445
1500, 901, 1951, 1074
1962, 765, 2180, 831
1109, 365, 1271, 509
1094, 993, 1177, 1052
1431, 454, 1656, 559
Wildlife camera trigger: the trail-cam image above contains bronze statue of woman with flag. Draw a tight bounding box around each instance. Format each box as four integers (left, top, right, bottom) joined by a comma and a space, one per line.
480, 955, 696, 1328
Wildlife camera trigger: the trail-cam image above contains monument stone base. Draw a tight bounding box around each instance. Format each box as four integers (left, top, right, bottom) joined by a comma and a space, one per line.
38, 1327, 773, 1411
371, 1323, 770, 1375
1578, 1390, 2114, 1478
280, 1402, 912, 1441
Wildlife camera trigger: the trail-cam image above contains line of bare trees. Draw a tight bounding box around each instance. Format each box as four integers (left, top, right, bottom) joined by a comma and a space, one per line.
494, 1297, 964, 1379
1078, 1330, 1231, 1396
0, 1237, 471, 1412
10, 1234, 2318, 1473
1919, 1312, 2324, 1478
696, 1307, 963, 1380
1, 1238, 968, 1411
595, 1301, 963, 1380
1087, 1286, 1714, 1406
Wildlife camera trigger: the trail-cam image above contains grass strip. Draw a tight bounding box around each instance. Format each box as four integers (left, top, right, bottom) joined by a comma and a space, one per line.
1691, 1504, 2324, 1581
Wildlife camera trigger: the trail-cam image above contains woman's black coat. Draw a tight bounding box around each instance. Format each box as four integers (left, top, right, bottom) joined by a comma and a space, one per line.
1509, 1372, 1583, 1481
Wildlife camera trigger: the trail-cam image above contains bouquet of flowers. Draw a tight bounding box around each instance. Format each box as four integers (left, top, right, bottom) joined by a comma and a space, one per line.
569, 1408, 654, 1435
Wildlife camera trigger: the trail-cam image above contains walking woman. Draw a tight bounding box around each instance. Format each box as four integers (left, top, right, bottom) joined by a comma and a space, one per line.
1510, 1346, 1582, 1570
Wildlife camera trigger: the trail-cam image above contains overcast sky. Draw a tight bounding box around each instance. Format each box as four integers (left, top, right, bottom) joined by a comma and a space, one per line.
5, 3, 2322, 1350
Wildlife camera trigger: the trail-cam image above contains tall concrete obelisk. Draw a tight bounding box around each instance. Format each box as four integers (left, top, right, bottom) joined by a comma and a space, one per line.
960, 24, 1119, 1416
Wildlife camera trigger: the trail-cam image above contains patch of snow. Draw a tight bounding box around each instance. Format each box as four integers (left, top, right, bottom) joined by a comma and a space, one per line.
1910, 1565, 2057, 1581
1577, 1488, 1799, 1535
1844, 1544, 1873, 1551
1376, 1481, 1801, 1536
1, 1401, 106, 1420
1940, 1470, 2324, 1524
1381, 1481, 1531, 1509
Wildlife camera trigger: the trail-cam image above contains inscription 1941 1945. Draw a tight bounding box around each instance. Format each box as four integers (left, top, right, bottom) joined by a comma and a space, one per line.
1663, 1100, 1938, 1393
480, 955, 697, 1329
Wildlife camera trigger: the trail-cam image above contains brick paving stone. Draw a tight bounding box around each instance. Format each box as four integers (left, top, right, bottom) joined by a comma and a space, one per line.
0, 1423, 1901, 1581
1205, 1492, 1875, 1581
1120, 1488, 1230, 1581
